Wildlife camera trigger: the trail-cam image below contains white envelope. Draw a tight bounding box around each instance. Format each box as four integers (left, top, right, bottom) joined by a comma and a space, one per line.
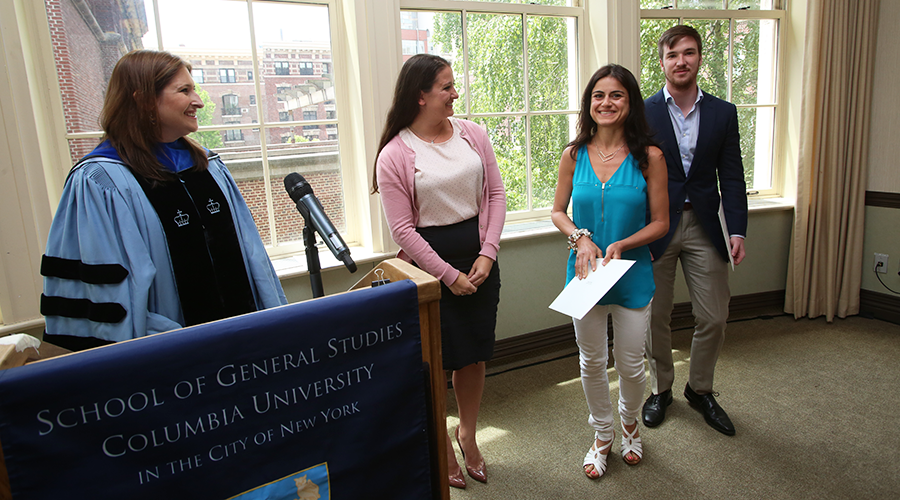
548, 259, 635, 320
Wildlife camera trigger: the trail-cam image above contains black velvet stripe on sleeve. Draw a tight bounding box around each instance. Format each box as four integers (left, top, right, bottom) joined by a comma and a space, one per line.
40, 294, 127, 323
41, 255, 129, 284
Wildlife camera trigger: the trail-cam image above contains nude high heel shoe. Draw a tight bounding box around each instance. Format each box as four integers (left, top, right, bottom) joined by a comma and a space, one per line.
456, 426, 487, 483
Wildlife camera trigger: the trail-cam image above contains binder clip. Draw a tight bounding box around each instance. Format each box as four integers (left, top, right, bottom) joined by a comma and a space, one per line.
371, 269, 391, 287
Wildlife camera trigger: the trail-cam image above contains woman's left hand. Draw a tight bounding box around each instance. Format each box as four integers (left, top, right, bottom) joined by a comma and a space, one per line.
467, 255, 494, 287
602, 241, 624, 266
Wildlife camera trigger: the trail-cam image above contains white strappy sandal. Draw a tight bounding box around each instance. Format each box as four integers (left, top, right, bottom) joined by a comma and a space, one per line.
583, 431, 614, 479
621, 422, 643, 465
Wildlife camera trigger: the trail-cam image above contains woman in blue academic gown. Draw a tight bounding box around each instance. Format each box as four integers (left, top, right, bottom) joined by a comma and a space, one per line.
41, 50, 286, 351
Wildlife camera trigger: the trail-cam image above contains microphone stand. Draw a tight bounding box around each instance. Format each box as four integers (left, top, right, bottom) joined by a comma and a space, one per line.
302, 221, 325, 298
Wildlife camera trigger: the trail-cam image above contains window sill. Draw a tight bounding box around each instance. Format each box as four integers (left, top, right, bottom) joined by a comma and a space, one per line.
272, 246, 393, 280
501, 219, 559, 241
271, 198, 795, 280
498, 197, 795, 243
747, 196, 794, 212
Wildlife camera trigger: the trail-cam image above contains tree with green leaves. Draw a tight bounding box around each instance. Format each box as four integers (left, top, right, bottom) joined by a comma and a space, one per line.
189, 85, 224, 150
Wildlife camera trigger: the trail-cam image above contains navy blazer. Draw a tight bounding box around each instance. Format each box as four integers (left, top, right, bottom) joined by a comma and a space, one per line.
644, 88, 748, 262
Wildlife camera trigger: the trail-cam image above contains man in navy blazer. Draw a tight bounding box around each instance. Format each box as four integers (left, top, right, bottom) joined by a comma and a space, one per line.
641, 25, 748, 436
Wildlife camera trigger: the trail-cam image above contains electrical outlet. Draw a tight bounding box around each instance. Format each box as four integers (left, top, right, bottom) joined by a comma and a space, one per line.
874, 253, 889, 273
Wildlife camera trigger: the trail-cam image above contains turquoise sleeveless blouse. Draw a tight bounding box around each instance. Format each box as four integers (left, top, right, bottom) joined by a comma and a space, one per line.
565, 146, 655, 308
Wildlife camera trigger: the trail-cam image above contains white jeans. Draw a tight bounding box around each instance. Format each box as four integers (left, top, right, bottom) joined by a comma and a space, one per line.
574, 302, 650, 441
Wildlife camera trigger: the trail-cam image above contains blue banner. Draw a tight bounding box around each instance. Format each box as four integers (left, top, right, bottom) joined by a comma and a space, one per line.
0, 280, 432, 499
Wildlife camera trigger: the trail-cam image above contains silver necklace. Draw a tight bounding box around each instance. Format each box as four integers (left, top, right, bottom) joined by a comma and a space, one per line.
411, 122, 445, 145
596, 143, 625, 162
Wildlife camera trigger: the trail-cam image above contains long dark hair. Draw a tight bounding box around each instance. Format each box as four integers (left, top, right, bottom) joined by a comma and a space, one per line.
567, 64, 656, 170
100, 50, 208, 185
371, 54, 451, 193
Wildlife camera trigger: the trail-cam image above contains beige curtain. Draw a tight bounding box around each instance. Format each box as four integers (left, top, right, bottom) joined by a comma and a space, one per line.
785, 0, 880, 321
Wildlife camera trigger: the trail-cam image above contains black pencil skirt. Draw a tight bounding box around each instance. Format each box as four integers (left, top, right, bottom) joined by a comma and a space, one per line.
415, 216, 500, 371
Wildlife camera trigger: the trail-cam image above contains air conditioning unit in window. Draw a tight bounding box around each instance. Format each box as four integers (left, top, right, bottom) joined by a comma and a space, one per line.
242, 108, 248, 113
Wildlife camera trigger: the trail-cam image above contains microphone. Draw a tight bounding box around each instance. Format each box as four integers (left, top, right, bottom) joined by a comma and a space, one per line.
284, 173, 357, 273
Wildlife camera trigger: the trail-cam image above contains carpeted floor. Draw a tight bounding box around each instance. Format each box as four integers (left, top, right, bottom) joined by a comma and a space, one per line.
445, 315, 900, 499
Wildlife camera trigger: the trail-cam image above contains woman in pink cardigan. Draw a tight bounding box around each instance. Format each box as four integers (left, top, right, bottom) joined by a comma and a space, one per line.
373, 54, 506, 489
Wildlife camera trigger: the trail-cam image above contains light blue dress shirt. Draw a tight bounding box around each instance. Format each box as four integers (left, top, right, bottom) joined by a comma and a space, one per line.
663, 85, 703, 202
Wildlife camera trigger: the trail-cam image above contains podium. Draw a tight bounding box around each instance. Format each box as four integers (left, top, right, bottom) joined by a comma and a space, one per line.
0, 259, 449, 500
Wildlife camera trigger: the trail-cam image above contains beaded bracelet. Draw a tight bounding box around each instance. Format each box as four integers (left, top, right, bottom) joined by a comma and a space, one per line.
567, 228, 592, 250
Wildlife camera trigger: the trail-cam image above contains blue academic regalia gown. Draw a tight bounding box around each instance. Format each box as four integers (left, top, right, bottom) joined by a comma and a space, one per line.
41, 142, 287, 342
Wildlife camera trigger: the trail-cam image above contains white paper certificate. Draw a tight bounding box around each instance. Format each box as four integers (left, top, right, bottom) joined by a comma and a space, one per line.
548, 259, 635, 320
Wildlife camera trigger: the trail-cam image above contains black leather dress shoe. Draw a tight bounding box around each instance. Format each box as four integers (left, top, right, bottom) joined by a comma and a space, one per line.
684, 383, 735, 436
642, 389, 673, 427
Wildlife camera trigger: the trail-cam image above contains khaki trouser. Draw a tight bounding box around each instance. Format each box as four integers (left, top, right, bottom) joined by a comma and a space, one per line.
648, 208, 730, 395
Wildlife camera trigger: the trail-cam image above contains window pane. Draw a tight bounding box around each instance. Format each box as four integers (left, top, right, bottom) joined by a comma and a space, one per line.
427, 12, 465, 114
158, 0, 253, 136
728, 0, 777, 10
530, 114, 576, 209
528, 16, 578, 112
44, 0, 156, 139
262, 135, 344, 246
686, 19, 729, 100
678, 0, 725, 8
639, 18, 678, 97
738, 106, 774, 190
254, 3, 334, 128
473, 116, 527, 211
159, 0, 250, 50
732, 19, 778, 105
467, 13, 524, 114
641, 0, 673, 8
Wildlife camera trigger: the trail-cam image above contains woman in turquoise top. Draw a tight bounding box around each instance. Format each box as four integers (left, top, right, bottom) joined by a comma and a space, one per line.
551, 65, 669, 480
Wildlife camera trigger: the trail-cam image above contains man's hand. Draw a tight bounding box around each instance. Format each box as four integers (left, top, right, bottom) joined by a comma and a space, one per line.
730, 237, 746, 266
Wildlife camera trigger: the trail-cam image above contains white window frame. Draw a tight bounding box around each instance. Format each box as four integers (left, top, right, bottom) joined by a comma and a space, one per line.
640, 4, 787, 198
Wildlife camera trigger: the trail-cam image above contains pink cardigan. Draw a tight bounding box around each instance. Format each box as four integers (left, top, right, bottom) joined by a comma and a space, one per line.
376, 118, 507, 287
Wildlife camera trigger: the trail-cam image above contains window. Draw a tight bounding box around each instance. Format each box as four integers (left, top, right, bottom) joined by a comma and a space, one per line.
303, 109, 318, 121
298, 62, 314, 75
222, 94, 240, 116
224, 129, 245, 142
274, 61, 290, 75
191, 68, 204, 84
400, 4, 581, 217
640, 1, 784, 194
218, 68, 236, 83
44, 0, 346, 254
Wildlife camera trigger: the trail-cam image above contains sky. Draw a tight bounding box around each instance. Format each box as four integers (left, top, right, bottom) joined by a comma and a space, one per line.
142, 0, 332, 51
